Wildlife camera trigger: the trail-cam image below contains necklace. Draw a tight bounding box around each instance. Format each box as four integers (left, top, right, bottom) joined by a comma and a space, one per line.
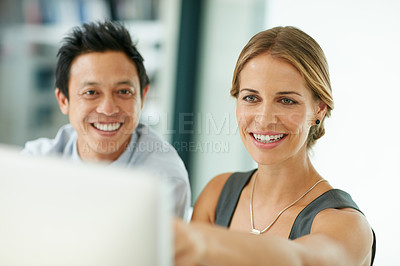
250, 172, 326, 235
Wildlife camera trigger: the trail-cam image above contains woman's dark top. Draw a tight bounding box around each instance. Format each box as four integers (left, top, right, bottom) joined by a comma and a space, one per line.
214, 170, 376, 265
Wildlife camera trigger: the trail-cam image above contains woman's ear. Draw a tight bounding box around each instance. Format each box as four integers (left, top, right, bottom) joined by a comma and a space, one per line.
55, 88, 69, 115
316, 100, 328, 120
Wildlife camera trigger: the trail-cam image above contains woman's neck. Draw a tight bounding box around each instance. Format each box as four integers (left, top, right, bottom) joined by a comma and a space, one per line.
254, 153, 322, 205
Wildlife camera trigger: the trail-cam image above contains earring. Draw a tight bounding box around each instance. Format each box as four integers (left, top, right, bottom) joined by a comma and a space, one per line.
316, 119, 320, 125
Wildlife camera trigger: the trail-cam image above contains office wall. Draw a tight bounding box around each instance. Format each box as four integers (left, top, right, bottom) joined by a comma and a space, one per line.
190, 0, 266, 202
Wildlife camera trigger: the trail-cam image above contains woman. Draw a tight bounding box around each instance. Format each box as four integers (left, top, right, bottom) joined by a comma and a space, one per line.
174, 26, 376, 265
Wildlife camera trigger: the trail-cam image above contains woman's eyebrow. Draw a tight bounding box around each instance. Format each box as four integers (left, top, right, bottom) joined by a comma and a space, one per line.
239, 89, 303, 97
239, 88, 259, 94
276, 91, 303, 97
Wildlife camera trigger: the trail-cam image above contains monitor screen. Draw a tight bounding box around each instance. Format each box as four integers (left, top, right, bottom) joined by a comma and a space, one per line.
0, 145, 172, 266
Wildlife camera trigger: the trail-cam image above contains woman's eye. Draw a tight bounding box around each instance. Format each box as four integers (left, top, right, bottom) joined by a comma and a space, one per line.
243, 95, 258, 102
280, 98, 296, 105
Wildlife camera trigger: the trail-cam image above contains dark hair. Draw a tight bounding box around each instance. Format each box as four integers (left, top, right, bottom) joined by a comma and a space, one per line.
55, 20, 149, 99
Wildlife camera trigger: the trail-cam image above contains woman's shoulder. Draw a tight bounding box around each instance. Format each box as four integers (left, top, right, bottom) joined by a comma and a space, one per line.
205, 172, 233, 191
190, 172, 233, 223
311, 205, 374, 265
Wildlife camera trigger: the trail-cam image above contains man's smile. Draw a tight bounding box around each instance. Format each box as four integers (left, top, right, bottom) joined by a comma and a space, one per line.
91, 122, 123, 132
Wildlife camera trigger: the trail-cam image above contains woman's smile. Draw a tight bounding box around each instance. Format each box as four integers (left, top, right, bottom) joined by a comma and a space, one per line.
236, 53, 321, 164
250, 132, 288, 150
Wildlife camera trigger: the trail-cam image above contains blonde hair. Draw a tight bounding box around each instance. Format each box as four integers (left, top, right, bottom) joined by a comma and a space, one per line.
231, 26, 334, 149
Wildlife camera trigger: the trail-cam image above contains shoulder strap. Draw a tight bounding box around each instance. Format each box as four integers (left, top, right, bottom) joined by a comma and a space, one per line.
288, 189, 376, 265
289, 189, 360, 240
215, 169, 256, 227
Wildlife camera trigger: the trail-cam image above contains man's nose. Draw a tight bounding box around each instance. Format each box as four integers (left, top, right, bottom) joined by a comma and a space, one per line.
96, 96, 119, 115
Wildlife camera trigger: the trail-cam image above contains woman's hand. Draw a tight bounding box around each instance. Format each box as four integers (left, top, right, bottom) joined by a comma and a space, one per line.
174, 218, 206, 266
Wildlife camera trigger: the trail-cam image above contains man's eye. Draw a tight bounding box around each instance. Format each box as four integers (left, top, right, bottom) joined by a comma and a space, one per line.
84, 90, 97, 95
118, 89, 133, 95
243, 95, 258, 102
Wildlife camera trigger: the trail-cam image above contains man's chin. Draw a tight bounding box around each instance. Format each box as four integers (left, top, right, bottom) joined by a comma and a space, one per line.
78, 140, 128, 161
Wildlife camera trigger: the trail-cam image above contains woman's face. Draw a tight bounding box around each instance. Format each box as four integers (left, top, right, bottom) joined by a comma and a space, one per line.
236, 53, 326, 165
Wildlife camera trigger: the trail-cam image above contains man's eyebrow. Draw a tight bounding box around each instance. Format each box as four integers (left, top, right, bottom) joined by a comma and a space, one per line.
116, 80, 135, 86
82, 81, 100, 86
81, 80, 136, 87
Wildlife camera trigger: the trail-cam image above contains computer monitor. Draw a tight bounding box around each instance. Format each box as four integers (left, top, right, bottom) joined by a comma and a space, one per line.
0, 145, 172, 266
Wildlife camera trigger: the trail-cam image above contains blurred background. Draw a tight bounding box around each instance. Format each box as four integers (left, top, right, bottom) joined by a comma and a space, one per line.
1, 0, 399, 264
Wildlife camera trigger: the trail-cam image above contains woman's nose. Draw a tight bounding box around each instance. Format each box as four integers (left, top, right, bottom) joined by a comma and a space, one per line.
254, 103, 277, 128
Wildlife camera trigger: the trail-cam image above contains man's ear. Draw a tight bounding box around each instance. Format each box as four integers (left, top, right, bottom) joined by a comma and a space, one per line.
55, 88, 69, 115
140, 85, 150, 109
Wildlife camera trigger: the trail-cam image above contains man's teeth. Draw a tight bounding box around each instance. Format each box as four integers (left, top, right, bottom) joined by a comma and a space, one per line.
253, 133, 285, 143
93, 122, 121, 132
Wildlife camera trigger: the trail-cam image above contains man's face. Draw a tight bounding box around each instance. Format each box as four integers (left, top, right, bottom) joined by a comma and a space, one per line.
55, 51, 148, 162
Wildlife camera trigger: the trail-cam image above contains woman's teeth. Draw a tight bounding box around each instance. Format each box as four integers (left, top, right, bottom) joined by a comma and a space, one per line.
93, 122, 122, 132
253, 133, 285, 143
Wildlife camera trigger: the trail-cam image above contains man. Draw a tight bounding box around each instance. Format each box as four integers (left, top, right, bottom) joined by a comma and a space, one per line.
22, 20, 191, 219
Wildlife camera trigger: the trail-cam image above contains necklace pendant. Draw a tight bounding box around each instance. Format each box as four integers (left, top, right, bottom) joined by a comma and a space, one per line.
251, 229, 261, 235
